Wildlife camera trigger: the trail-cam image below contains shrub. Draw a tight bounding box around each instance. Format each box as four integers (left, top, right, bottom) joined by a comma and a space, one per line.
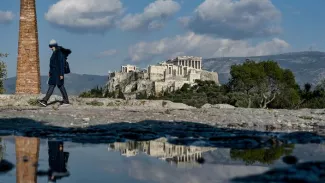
86, 100, 104, 106
27, 98, 39, 106
79, 86, 105, 98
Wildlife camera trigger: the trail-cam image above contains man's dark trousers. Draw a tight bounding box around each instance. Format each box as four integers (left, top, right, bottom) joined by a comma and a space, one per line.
43, 84, 69, 103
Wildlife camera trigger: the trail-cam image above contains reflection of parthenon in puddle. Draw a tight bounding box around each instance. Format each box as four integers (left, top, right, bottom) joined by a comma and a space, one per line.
108, 138, 216, 166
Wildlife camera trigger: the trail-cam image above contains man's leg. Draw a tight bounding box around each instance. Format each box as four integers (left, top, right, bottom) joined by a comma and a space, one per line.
38, 85, 55, 106
58, 84, 69, 104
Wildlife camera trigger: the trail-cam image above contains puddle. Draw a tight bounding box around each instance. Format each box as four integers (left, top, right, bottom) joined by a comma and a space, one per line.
0, 136, 325, 183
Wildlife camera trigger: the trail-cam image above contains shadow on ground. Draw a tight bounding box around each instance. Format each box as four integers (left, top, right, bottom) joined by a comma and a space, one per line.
0, 118, 324, 148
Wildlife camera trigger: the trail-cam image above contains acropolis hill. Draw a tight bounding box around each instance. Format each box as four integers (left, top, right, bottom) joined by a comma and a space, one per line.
105, 56, 219, 98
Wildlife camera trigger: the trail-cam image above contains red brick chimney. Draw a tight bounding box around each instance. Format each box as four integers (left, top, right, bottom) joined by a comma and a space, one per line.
16, 0, 41, 94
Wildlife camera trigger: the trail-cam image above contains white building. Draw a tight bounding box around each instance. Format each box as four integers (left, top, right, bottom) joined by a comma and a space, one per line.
121, 64, 137, 73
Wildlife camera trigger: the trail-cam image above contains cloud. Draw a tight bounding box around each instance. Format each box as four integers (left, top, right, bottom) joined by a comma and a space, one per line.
97, 49, 117, 58
179, 0, 282, 39
118, 0, 180, 31
0, 11, 14, 24
45, 0, 123, 33
128, 32, 290, 63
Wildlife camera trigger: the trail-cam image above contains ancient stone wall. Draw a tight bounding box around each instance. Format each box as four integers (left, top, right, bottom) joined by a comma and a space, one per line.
148, 65, 166, 81
16, 0, 41, 94
173, 80, 190, 90
200, 70, 219, 83
187, 70, 201, 83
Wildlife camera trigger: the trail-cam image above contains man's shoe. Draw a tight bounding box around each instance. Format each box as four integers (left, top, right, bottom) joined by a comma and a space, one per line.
60, 101, 70, 106
38, 100, 47, 107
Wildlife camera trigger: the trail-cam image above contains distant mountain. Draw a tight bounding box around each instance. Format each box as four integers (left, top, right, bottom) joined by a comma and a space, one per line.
4, 73, 108, 95
203, 51, 325, 86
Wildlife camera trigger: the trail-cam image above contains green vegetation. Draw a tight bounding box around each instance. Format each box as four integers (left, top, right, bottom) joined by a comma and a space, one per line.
86, 100, 104, 106
79, 86, 106, 98
298, 80, 325, 108
27, 98, 39, 106
0, 53, 8, 94
230, 144, 295, 165
153, 60, 301, 108
80, 59, 325, 109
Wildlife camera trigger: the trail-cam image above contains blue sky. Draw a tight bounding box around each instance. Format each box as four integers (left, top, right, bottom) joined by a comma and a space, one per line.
0, 0, 323, 77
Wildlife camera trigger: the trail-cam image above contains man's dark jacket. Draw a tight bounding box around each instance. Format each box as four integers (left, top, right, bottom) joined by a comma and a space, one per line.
48, 47, 65, 86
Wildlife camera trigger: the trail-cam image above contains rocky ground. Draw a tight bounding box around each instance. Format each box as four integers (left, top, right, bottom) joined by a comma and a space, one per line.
0, 94, 325, 132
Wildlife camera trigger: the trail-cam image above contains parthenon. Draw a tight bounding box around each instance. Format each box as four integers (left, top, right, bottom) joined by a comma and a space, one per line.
166, 56, 202, 70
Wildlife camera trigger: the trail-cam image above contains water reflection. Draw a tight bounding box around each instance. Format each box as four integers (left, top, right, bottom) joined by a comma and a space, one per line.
15, 137, 40, 183
109, 137, 216, 166
47, 140, 70, 182
37, 140, 70, 182
0, 138, 4, 161
0, 138, 14, 173
13, 137, 71, 182
108, 138, 297, 167
0, 136, 323, 182
230, 145, 295, 165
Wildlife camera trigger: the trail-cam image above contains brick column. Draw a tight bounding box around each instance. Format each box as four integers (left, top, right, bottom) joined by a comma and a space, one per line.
15, 137, 40, 183
16, 0, 41, 94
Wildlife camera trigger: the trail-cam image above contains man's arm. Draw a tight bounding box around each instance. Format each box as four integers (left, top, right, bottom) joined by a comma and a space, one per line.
58, 51, 65, 78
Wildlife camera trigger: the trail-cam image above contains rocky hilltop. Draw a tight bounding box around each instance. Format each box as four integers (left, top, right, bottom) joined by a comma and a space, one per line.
105, 57, 219, 98
203, 51, 325, 86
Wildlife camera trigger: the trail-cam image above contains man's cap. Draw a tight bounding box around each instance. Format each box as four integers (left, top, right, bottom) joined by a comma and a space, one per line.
49, 39, 58, 46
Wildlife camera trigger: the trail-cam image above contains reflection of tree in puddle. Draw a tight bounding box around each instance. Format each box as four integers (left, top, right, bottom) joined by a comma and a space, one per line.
230, 144, 295, 165
108, 138, 216, 167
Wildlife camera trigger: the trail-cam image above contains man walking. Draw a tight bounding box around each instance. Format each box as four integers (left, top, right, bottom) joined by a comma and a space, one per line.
38, 39, 70, 106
